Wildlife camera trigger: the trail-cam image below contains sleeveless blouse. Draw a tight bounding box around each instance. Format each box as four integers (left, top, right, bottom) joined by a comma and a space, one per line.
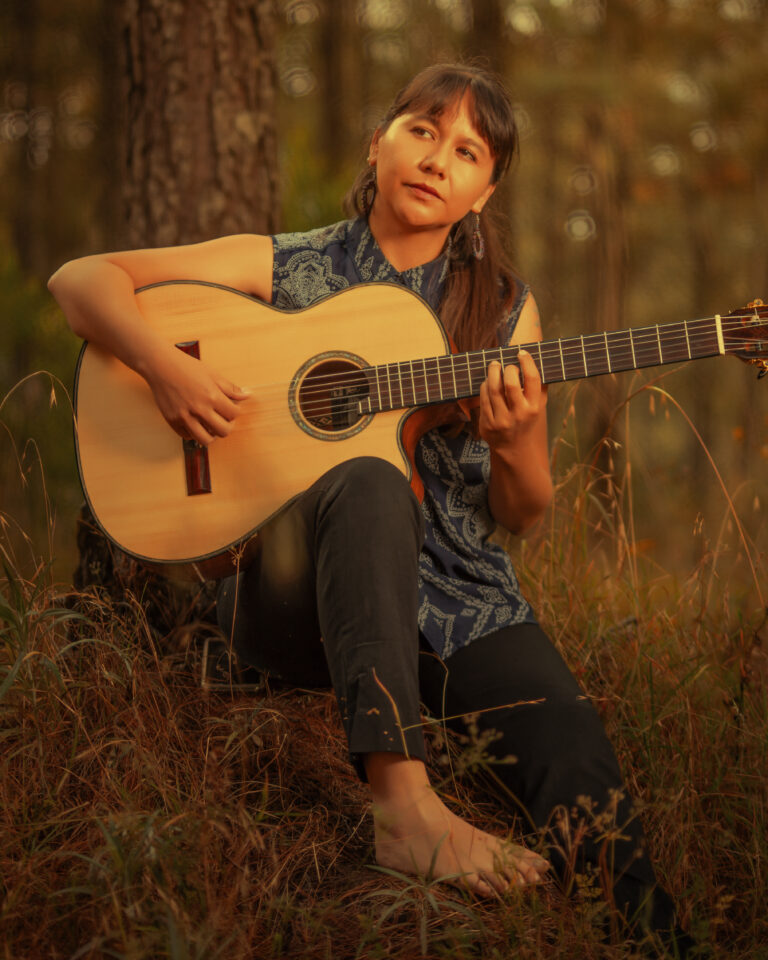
271, 218, 536, 657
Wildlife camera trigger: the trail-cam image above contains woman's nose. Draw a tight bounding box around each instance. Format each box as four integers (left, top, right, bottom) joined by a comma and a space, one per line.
420, 144, 448, 176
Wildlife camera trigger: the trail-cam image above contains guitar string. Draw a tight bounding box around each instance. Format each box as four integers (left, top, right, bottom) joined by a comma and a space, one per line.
256, 340, 766, 418
281, 317, 766, 411
241, 332, 764, 425
289, 325, 765, 403
192, 315, 763, 420
284, 314, 764, 394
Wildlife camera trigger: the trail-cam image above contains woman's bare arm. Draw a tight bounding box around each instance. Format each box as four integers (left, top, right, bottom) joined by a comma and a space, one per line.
480, 294, 553, 535
48, 234, 274, 445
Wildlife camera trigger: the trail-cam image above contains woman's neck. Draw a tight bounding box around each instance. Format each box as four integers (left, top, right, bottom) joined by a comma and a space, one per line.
367, 208, 450, 273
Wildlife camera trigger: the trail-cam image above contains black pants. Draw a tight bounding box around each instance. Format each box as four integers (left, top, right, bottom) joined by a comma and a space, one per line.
217, 456, 676, 934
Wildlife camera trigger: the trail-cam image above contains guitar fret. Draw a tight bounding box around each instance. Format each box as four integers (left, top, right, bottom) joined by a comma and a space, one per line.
400, 360, 410, 406
462, 353, 472, 396
365, 316, 731, 413
430, 357, 442, 401
416, 358, 425, 404
443, 355, 453, 398
688, 318, 719, 359
471, 349, 485, 393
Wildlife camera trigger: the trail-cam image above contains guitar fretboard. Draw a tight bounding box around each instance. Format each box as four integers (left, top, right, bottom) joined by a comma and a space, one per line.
359, 316, 724, 413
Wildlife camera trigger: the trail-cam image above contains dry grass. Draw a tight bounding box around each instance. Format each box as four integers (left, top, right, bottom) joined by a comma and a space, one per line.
1, 396, 767, 958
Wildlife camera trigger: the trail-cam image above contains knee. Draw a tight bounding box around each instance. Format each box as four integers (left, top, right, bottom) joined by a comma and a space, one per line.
322, 457, 423, 531
484, 700, 625, 811
329, 455, 410, 492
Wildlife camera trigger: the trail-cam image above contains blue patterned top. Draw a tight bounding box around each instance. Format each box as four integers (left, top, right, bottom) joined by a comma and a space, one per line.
272, 218, 536, 657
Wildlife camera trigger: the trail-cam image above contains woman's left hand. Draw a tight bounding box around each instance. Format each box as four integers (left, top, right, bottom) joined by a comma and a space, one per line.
478, 350, 547, 459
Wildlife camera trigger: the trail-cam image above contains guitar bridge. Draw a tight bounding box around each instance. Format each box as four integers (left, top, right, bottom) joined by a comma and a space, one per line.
176, 339, 212, 494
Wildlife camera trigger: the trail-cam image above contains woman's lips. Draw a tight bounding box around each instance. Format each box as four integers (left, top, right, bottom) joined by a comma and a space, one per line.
406, 182, 442, 200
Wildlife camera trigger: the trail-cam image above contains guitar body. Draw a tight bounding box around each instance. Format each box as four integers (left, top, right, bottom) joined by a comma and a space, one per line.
74, 278, 768, 578
74, 281, 451, 575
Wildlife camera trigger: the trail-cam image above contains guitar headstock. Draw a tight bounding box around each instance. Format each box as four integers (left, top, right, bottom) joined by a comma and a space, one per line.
723, 299, 768, 377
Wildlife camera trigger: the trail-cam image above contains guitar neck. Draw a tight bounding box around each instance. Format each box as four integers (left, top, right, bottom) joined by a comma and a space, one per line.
359, 314, 725, 414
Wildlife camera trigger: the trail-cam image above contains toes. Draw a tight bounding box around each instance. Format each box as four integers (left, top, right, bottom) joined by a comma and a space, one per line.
514, 862, 545, 885
494, 845, 550, 886
457, 874, 501, 899
480, 869, 512, 896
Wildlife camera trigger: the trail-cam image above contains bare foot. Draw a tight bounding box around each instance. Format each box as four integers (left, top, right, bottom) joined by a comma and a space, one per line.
366, 753, 549, 897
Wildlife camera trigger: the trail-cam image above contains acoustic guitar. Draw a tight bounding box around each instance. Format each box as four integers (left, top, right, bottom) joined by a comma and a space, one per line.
73, 281, 768, 579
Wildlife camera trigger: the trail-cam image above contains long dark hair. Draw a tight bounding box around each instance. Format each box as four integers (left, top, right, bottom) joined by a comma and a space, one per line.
344, 63, 520, 352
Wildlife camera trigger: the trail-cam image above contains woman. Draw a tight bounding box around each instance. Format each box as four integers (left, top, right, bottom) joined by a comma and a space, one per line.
49, 62, 689, 950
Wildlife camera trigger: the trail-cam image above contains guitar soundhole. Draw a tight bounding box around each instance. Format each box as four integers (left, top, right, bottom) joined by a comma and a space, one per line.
292, 354, 372, 440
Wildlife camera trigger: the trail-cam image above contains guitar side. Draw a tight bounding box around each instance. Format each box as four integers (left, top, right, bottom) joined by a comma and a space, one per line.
74, 281, 451, 573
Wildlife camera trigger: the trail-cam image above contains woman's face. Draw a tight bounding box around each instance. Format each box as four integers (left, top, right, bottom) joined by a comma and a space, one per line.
368, 93, 497, 237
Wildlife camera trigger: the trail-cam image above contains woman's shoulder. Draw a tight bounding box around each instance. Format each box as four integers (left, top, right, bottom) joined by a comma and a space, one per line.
271, 219, 361, 309
272, 219, 352, 256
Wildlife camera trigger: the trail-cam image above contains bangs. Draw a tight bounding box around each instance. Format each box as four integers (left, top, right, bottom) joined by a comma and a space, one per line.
384, 65, 518, 183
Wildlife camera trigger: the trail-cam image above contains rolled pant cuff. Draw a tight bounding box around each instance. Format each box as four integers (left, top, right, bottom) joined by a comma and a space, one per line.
340, 662, 427, 780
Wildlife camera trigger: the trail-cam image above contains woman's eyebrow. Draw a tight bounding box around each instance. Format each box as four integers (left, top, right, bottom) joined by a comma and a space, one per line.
411, 111, 489, 154
459, 134, 489, 155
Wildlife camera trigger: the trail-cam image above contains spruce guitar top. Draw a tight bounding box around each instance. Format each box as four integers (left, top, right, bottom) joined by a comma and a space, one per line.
73, 281, 768, 578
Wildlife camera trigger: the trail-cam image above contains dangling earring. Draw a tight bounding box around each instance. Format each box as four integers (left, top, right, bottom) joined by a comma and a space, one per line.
363, 171, 377, 216
471, 212, 485, 261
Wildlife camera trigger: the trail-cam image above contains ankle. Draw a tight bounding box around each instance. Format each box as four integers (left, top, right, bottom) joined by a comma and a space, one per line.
365, 752, 433, 807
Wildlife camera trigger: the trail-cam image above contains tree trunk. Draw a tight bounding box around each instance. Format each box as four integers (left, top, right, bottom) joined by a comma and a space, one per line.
74, 0, 280, 662
467, 0, 506, 74
582, 104, 629, 475
319, 0, 363, 175
119, 0, 280, 248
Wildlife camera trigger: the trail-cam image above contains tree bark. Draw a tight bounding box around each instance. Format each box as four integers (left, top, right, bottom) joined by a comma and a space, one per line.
319, 0, 363, 175
73, 0, 280, 645
119, 0, 280, 248
467, 0, 506, 75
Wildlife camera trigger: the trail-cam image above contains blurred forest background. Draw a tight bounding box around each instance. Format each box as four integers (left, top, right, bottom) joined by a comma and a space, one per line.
1, 0, 766, 606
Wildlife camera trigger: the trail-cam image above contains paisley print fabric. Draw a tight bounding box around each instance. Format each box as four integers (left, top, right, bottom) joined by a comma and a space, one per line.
271, 218, 536, 657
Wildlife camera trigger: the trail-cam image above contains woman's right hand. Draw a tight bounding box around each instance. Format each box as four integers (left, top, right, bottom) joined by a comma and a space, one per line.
48, 234, 273, 446
144, 345, 250, 445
